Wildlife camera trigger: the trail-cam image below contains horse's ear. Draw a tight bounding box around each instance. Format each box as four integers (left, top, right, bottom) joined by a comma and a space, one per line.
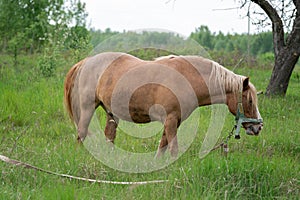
243, 77, 250, 91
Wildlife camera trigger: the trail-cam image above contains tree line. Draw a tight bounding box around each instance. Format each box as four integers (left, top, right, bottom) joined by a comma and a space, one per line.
1, 0, 298, 96
88, 26, 275, 69
89, 26, 274, 56
0, 1, 274, 60
190, 25, 273, 56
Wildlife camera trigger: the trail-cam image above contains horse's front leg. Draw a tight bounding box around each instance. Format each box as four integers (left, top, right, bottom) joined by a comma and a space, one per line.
104, 113, 118, 143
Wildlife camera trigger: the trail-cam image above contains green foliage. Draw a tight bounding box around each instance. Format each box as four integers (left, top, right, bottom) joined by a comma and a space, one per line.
190, 25, 214, 50
0, 0, 89, 54
90, 30, 209, 59
90, 28, 119, 48
38, 48, 60, 77
190, 25, 273, 57
88, 26, 274, 69
257, 52, 275, 69
128, 48, 174, 60
250, 32, 273, 56
0, 0, 91, 76
66, 26, 92, 62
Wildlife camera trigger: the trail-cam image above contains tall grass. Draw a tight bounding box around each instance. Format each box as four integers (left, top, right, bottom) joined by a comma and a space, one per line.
0, 54, 299, 199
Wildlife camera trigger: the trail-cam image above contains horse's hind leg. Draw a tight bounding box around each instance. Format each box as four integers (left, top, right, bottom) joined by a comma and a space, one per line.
155, 130, 168, 158
77, 103, 96, 142
104, 113, 118, 143
162, 113, 179, 157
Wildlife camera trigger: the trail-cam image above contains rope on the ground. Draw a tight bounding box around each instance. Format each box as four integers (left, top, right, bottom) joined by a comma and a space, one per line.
0, 154, 168, 185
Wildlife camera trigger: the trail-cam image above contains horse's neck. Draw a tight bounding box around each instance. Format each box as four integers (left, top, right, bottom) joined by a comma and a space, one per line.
194, 61, 241, 106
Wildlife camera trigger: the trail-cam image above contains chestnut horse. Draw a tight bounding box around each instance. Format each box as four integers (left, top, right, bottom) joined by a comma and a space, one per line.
64, 52, 263, 157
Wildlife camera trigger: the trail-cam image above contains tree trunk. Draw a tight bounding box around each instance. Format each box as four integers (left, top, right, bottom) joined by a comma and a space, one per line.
251, 0, 300, 96
266, 49, 299, 96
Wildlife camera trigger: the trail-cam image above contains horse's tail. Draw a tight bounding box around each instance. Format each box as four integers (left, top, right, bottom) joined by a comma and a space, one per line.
64, 59, 85, 125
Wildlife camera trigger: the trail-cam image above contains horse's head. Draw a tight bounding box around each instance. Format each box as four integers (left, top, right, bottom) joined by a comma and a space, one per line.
228, 77, 263, 136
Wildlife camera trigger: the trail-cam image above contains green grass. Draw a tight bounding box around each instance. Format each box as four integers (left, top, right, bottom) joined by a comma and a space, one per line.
0, 55, 299, 199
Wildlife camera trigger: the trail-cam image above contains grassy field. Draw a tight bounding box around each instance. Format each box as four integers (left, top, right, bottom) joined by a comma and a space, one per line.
0, 54, 299, 199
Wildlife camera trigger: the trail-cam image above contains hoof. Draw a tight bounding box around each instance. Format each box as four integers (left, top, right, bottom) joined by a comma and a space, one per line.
77, 136, 84, 144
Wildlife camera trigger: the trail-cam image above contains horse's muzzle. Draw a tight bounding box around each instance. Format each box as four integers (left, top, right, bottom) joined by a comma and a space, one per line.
245, 123, 263, 135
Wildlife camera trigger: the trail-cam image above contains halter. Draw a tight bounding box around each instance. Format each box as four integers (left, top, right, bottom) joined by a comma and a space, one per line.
234, 91, 263, 139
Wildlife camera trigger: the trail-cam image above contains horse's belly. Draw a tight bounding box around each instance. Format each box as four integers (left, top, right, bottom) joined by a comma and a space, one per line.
104, 84, 179, 123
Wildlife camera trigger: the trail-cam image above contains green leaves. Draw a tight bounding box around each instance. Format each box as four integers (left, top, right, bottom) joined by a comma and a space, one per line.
190, 25, 273, 56
0, 0, 89, 54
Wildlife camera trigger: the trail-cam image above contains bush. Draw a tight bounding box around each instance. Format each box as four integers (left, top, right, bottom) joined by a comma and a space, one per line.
38, 48, 60, 77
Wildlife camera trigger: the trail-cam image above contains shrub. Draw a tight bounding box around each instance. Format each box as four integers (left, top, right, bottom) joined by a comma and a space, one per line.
38, 48, 59, 77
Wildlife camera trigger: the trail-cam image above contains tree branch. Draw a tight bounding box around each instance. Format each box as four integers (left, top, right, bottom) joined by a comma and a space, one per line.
293, 0, 300, 14
251, 0, 285, 56
289, 16, 300, 54
286, 0, 300, 54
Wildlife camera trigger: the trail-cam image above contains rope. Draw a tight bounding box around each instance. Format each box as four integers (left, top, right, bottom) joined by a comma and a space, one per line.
0, 154, 168, 185
210, 126, 236, 153
0, 126, 238, 184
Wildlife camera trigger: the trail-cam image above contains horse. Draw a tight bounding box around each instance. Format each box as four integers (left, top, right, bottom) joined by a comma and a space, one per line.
64, 52, 263, 157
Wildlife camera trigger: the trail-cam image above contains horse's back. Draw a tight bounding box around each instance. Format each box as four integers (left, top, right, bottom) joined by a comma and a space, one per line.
75, 52, 129, 103
79, 52, 128, 85
96, 54, 201, 122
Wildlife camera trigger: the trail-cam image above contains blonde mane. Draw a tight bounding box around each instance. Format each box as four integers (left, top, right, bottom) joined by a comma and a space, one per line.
210, 61, 258, 106
209, 61, 244, 94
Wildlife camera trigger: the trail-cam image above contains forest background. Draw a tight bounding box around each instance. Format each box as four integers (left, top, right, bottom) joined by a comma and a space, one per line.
0, 0, 283, 74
